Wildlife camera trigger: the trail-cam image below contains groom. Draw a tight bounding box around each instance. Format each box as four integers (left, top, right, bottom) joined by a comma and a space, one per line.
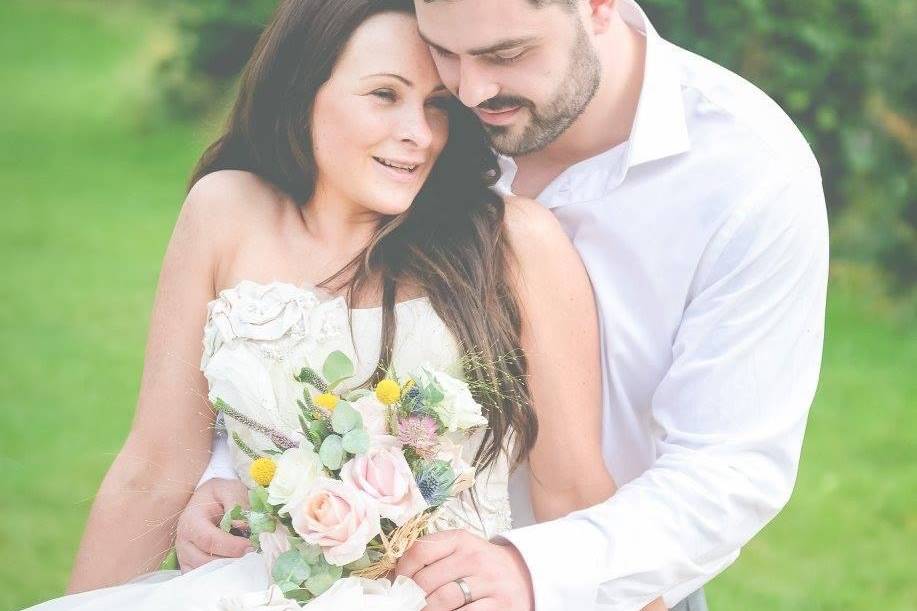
179, 1, 829, 609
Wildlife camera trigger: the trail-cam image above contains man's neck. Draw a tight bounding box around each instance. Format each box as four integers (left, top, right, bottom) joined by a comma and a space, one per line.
511, 16, 646, 199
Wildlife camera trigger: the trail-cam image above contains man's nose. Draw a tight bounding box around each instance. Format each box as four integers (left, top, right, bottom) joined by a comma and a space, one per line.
456, 59, 499, 109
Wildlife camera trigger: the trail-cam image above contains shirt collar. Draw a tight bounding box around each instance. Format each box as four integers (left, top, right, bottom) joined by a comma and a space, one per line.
619, 0, 690, 169
494, 0, 690, 200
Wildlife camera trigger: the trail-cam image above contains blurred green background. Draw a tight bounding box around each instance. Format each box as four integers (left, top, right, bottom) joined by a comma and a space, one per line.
1, 0, 914, 609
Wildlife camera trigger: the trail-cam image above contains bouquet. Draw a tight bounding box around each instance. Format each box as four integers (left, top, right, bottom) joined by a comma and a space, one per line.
213, 350, 488, 607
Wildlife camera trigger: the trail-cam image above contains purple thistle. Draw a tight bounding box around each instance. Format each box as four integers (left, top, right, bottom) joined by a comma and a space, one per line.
398, 415, 439, 459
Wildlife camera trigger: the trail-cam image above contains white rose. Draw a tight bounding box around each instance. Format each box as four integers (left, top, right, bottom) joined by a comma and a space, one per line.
420, 366, 487, 432
267, 446, 324, 511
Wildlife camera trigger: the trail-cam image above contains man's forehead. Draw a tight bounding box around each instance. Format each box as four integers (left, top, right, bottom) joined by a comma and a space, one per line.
415, 0, 560, 52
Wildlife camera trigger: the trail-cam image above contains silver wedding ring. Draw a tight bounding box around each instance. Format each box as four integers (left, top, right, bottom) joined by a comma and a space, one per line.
454, 577, 473, 605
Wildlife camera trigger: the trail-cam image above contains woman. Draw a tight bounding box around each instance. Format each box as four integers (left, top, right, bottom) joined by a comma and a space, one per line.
26, 0, 659, 608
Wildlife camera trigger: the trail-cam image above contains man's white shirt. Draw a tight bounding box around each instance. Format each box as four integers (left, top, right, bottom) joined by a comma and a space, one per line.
198, 1, 829, 609
493, 1, 828, 609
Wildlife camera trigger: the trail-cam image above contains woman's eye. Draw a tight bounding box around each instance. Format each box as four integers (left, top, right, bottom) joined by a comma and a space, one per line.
372, 89, 396, 101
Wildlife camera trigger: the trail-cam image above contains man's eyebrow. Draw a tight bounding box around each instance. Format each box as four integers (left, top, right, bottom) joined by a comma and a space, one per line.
418, 31, 538, 56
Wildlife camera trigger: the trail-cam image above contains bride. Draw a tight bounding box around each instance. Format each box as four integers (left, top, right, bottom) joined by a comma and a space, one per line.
25, 0, 660, 608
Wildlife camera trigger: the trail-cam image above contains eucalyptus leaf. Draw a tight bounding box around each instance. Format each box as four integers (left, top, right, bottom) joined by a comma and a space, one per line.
344, 551, 373, 571
285, 588, 314, 603
276, 580, 299, 594
342, 428, 370, 455
322, 350, 354, 386
304, 572, 337, 597
304, 562, 343, 597
249, 486, 271, 514
248, 511, 276, 536
319, 434, 345, 470
273, 549, 311, 587
296, 542, 322, 564
331, 402, 362, 434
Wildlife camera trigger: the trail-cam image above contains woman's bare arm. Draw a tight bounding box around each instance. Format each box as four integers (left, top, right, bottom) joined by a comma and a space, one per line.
67, 178, 229, 592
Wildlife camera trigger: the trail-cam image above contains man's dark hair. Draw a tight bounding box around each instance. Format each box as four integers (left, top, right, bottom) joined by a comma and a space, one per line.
424, 0, 578, 8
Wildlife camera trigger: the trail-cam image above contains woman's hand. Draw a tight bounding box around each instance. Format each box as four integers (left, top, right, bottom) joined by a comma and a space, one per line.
176, 478, 252, 571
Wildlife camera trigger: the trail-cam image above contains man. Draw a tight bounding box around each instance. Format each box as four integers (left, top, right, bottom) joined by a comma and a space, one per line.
179, 1, 829, 609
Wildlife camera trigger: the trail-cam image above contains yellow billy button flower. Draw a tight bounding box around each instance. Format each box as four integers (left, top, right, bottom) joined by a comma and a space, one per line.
249, 457, 277, 487
315, 393, 339, 410
375, 379, 401, 405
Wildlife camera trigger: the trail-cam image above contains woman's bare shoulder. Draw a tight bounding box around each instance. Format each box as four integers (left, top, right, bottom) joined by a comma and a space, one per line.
503, 195, 568, 249
185, 170, 286, 223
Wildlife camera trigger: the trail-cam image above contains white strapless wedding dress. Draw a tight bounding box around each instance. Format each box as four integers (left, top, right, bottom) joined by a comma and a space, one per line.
25, 281, 514, 611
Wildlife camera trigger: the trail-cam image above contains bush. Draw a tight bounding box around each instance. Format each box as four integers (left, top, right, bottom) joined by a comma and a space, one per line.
153, 0, 275, 118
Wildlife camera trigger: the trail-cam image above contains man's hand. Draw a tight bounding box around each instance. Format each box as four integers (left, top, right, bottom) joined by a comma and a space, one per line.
395, 530, 534, 611
175, 478, 252, 572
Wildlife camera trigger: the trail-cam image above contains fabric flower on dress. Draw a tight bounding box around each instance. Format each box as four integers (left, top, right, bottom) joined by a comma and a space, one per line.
202, 280, 346, 370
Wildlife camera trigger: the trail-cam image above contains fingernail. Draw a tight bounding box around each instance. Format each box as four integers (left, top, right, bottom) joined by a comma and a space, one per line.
245, 546, 255, 554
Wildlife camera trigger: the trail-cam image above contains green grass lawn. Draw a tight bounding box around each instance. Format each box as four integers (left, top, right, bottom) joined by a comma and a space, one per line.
1, 1, 914, 610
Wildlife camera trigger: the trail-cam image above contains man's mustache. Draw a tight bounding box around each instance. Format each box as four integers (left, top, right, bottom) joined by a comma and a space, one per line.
476, 95, 533, 112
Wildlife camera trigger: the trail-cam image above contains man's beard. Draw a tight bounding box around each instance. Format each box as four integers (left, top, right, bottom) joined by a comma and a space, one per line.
482, 21, 601, 156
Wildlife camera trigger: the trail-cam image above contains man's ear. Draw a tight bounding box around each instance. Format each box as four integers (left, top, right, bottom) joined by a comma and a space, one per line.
585, 0, 616, 34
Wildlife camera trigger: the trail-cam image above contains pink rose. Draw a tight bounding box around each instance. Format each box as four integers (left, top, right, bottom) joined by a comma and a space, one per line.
340, 445, 428, 526
287, 478, 381, 566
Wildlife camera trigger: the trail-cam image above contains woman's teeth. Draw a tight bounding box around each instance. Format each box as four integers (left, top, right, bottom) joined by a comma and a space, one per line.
374, 157, 418, 172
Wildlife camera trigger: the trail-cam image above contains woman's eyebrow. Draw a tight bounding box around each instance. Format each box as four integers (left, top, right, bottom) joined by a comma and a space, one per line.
362, 72, 413, 85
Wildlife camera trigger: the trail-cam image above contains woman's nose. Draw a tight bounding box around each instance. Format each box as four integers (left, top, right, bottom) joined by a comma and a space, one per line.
397, 107, 435, 149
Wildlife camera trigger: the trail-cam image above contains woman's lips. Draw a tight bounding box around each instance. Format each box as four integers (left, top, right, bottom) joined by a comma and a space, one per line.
373, 156, 421, 184
473, 106, 522, 126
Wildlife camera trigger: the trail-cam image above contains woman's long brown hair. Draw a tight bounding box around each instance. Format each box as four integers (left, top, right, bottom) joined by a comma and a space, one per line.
189, 0, 536, 471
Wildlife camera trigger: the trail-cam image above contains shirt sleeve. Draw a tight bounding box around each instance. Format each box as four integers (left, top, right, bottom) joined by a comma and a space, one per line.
499, 164, 829, 611
195, 417, 240, 488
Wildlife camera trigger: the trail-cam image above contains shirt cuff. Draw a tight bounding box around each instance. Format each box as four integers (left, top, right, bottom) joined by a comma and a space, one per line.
496, 517, 605, 611
195, 425, 238, 489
